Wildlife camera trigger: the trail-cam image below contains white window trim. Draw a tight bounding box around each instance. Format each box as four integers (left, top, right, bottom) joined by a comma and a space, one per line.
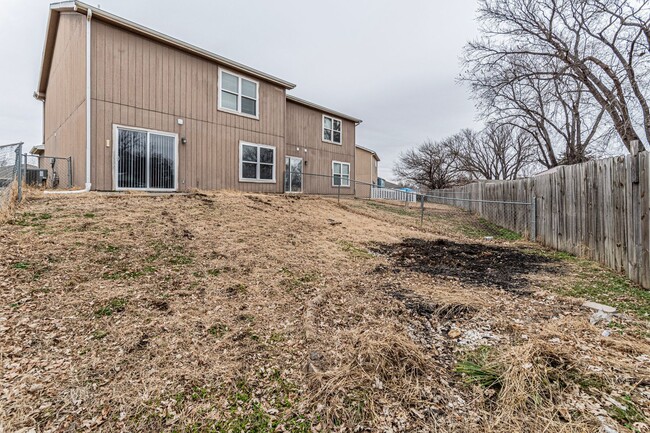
239, 141, 276, 183
112, 124, 179, 192
332, 160, 351, 188
218, 67, 260, 120
322, 114, 343, 145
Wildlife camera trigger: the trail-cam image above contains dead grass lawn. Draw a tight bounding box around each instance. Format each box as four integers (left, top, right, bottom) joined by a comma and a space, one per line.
1, 191, 648, 432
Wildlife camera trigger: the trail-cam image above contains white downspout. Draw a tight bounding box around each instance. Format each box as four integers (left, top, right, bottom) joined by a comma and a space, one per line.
46, 8, 92, 194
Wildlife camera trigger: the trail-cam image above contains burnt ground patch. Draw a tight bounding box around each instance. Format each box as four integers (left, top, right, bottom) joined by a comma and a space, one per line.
373, 238, 559, 294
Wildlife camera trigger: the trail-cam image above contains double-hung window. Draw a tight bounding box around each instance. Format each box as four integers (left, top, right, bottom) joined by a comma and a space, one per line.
323, 115, 342, 144
240, 142, 275, 182
219, 69, 259, 118
332, 161, 350, 187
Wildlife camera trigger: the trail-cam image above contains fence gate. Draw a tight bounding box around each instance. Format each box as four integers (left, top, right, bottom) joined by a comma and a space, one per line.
24, 154, 72, 189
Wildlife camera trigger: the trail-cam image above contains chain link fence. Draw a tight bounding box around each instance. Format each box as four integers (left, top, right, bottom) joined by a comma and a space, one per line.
284, 171, 375, 199
0, 142, 24, 214
23, 154, 72, 189
422, 192, 535, 241
285, 169, 535, 241
0, 145, 75, 217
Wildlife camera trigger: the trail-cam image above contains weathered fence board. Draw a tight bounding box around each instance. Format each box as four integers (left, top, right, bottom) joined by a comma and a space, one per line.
432, 152, 650, 289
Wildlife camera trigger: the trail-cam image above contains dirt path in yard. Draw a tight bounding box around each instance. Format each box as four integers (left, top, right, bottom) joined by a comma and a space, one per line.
1, 191, 648, 432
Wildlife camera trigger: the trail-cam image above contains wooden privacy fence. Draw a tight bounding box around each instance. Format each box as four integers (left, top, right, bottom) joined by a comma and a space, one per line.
430, 152, 650, 289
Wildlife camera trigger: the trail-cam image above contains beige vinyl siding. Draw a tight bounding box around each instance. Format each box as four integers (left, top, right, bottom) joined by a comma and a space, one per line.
355, 147, 378, 197
285, 100, 355, 195
355, 147, 372, 184
43, 12, 87, 187
90, 19, 286, 192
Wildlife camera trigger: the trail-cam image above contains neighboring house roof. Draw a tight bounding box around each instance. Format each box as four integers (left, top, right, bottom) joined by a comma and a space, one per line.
378, 178, 400, 189
37, 1, 297, 97
287, 95, 362, 124
355, 145, 380, 161
30, 145, 45, 155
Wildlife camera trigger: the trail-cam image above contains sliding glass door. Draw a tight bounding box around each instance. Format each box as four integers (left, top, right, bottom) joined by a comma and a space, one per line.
116, 127, 177, 191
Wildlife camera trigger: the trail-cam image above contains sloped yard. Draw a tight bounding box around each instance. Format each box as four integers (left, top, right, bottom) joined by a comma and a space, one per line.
1, 191, 649, 432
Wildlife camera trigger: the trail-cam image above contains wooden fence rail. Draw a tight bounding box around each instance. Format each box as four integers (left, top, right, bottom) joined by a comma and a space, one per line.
430, 152, 650, 289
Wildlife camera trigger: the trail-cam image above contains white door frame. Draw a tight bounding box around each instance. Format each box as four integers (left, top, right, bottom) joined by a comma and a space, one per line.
113, 124, 179, 192
285, 156, 303, 193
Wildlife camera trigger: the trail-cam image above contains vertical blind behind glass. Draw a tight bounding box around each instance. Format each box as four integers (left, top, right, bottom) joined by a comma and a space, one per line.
118, 129, 175, 189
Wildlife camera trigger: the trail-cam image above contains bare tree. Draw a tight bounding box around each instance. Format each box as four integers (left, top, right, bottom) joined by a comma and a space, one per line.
448, 125, 535, 180
463, 0, 650, 153
394, 126, 535, 188
393, 140, 459, 190
464, 43, 612, 167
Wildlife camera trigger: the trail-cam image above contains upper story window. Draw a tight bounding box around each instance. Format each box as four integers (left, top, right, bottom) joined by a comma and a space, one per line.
323, 115, 342, 144
219, 69, 259, 119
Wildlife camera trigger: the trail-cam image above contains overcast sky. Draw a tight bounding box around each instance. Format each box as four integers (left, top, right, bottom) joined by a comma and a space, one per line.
0, 0, 481, 181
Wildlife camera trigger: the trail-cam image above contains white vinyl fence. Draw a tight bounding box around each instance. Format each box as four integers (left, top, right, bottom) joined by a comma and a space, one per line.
371, 186, 417, 202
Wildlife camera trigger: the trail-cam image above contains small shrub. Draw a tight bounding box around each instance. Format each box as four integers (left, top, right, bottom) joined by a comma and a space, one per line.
83, 213, 95, 218
13, 262, 29, 270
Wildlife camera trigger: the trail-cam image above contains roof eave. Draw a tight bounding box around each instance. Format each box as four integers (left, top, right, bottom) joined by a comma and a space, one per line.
286, 94, 362, 124
37, 2, 77, 95
37, 1, 296, 96
74, 1, 296, 89
355, 144, 380, 161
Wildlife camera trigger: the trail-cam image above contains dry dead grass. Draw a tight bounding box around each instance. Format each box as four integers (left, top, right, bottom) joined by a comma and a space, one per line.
1, 191, 648, 432
0, 181, 19, 223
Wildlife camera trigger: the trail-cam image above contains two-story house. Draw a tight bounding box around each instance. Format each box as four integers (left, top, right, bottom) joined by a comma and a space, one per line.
35, 1, 361, 194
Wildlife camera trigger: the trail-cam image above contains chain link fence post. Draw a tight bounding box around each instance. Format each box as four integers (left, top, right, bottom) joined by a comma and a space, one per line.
68, 157, 73, 188
337, 183, 341, 205
420, 193, 424, 226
